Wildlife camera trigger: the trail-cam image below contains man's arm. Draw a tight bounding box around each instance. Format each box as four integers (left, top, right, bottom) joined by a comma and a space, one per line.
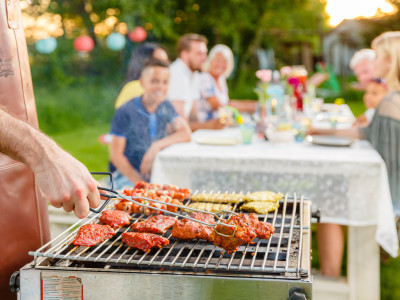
0, 108, 100, 218
187, 100, 225, 131
308, 126, 363, 139
140, 116, 191, 176
109, 135, 143, 183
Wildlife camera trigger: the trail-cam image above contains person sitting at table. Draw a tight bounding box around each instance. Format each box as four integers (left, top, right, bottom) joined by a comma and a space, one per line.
109, 59, 191, 190
349, 49, 380, 126
310, 31, 400, 277
353, 78, 388, 127
168, 33, 225, 131
115, 42, 169, 109
197, 44, 234, 122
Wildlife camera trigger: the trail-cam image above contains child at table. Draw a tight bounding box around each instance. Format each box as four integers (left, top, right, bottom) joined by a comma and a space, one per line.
310, 31, 400, 276
108, 59, 191, 190
353, 78, 388, 127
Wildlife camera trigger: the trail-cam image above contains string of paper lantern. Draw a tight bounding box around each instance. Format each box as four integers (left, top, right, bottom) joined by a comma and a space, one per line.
35, 27, 147, 54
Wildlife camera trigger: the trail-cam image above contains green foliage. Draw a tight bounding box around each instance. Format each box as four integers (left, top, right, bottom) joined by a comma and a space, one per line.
27, 0, 327, 84
34, 80, 120, 134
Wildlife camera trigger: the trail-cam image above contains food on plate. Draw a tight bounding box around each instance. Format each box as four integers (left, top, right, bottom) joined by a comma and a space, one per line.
190, 192, 244, 204
171, 212, 215, 241
212, 214, 275, 253
240, 201, 280, 214
99, 210, 131, 229
186, 202, 232, 212
243, 191, 283, 203
72, 223, 115, 247
131, 215, 176, 234
121, 232, 169, 252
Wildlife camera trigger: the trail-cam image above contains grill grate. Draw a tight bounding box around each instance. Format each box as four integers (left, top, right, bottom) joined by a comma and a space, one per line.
31, 193, 310, 279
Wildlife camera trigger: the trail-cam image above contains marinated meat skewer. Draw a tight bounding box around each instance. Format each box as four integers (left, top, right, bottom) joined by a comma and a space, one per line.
212, 213, 275, 253
212, 214, 258, 253
99, 210, 131, 229
73, 223, 115, 247
246, 213, 276, 240
122, 232, 169, 252
171, 213, 215, 241
131, 215, 176, 234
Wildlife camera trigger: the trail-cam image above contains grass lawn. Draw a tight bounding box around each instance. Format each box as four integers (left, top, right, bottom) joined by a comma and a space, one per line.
50, 124, 110, 173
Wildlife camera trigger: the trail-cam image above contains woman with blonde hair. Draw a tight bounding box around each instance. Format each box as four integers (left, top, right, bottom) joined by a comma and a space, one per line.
197, 44, 235, 122
310, 31, 400, 277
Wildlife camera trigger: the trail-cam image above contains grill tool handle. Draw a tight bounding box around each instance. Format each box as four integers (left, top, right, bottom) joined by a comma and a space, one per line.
90, 172, 115, 213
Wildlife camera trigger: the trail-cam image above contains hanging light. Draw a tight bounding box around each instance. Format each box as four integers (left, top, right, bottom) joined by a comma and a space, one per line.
128, 26, 147, 43
106, 32, 126, 51
73, 35, 95, 52
35, 37, 57, 54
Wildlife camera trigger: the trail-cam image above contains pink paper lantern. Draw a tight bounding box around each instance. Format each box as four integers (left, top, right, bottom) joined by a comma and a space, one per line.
128, 27, 147, 43
73, 35, 95, 52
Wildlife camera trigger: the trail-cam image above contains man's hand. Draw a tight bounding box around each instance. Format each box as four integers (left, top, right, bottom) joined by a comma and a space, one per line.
0, 108, 101, 219
205, 118, 225, 130
33, 147, 100, 219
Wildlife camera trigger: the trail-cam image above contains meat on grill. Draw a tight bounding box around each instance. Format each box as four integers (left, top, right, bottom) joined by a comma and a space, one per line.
73, 223, 115, 247
131, 215, 176, 234
212, 213, 275, 253
122, 232, 169, 252
171, 213, 214, 241
115, 192, 182, 215
212, 214, 258, 253
99, 210, 131, 229
246, 213, 276, 239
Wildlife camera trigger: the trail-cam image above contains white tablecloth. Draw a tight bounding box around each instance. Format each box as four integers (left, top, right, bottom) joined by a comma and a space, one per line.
151, 127, 399, 257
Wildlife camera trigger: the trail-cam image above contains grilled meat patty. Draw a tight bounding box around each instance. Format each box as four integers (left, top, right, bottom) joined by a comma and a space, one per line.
131, 215, 176, 234
99, 210, 131, 229
122, 232, 169, 252
73, 223, 115, 247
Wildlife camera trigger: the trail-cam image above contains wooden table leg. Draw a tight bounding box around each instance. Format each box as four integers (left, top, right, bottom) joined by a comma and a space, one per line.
347, 225, 380, 300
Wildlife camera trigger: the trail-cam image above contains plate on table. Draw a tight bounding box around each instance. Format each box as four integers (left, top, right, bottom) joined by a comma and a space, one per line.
306, 135, 355, 147
195, 137, 240, 146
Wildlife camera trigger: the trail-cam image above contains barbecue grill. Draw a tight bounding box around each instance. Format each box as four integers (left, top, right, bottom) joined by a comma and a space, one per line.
12, 193, 312, 300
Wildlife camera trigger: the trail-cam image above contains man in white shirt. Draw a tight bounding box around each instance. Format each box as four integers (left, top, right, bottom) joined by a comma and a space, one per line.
168, 33, 224, 131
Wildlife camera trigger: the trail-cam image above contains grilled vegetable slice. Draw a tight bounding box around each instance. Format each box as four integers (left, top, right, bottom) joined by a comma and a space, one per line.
243, 191, 283, 203
187, 202, 232, 212
240, 201, 280, 214
190, 193, 244, 204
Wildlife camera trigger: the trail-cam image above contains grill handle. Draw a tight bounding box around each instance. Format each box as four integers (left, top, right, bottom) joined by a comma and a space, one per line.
9, 271, 20, 293
312, 209, 321, 223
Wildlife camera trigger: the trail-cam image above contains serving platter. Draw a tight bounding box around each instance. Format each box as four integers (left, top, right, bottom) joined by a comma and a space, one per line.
306, 135, 355, 147
195, 137, 240, 145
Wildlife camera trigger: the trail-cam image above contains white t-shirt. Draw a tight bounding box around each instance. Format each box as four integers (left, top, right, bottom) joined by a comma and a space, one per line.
365, 108, 375, 122
197, 72, 229, 122
167, 58, 201, 118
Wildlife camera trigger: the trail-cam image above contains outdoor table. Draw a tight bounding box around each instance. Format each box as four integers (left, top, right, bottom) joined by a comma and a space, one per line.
151, 119, 398, 300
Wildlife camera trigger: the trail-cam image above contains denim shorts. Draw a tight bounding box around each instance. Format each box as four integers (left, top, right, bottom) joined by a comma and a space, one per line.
109, 170, 135, 191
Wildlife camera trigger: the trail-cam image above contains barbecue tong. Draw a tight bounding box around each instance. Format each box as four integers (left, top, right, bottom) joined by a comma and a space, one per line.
90, 172, 237, 237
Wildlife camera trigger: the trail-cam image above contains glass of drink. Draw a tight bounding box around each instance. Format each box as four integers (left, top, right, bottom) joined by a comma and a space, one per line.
240, 123, 256, 144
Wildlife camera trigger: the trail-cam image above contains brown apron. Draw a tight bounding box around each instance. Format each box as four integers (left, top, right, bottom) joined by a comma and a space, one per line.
0, 1, 50, 298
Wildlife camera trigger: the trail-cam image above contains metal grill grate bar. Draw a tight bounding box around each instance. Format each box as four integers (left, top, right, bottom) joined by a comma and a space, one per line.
284, 193, 298, 272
